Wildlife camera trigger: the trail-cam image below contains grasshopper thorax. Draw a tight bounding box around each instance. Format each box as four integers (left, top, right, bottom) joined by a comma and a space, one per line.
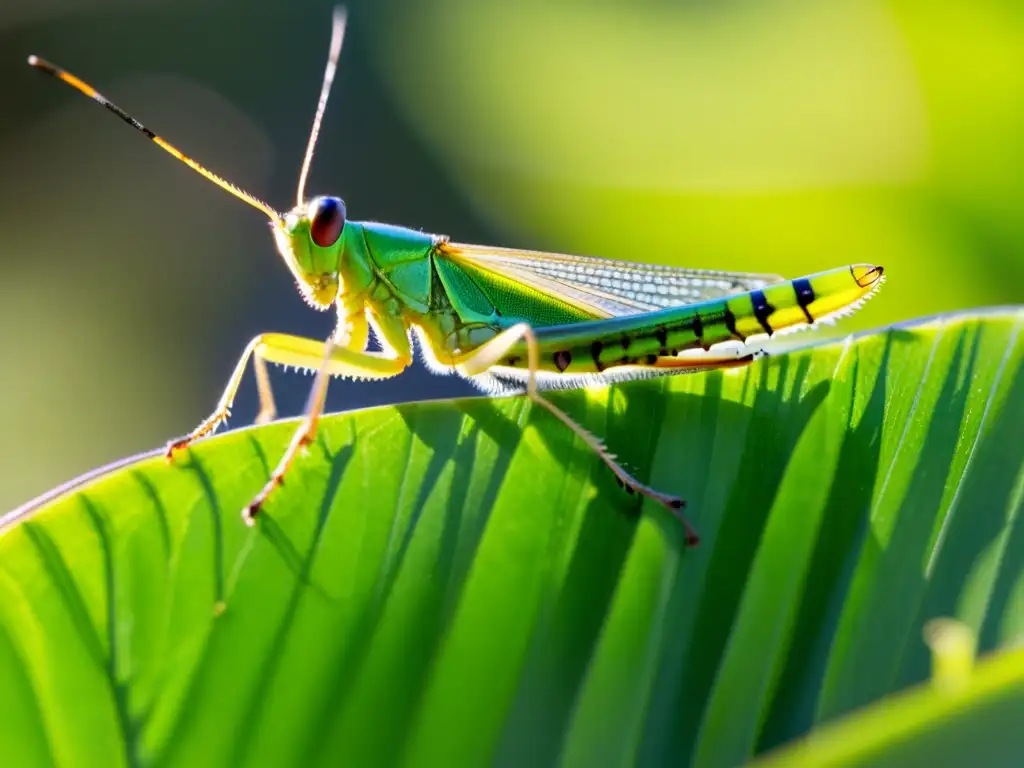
275, 195, 348, 310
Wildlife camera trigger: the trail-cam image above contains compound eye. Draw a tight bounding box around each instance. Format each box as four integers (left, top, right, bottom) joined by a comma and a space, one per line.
308, 196, 346, 248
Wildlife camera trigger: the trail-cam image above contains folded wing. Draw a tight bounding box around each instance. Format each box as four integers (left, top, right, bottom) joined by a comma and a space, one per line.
440, 241, 783, 318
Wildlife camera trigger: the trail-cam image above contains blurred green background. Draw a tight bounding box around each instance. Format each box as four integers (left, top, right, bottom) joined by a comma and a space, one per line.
1, 0, 1021, 513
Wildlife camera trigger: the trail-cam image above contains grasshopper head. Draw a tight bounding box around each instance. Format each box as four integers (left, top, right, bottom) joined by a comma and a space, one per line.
274, 195, 347, 309
28, 8, 352, 313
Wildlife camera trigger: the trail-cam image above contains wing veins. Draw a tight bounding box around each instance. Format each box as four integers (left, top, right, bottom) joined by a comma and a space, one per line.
442, 241, 783, 318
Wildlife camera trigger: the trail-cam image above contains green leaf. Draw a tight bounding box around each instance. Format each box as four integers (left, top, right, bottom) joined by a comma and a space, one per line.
752, 630, 1024, 767
1, 308, 1022, 767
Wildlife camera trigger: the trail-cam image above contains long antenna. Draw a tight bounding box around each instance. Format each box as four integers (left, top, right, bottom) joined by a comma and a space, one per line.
295, 6, 347, 207
27, 55, 282, 225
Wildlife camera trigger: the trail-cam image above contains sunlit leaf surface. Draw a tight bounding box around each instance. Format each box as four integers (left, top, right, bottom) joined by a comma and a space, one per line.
1, 309, 1022, 766
753, 635, 1024, 767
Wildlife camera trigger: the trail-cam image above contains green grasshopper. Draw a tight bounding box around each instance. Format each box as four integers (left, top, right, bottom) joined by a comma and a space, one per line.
29, 9, 884, 546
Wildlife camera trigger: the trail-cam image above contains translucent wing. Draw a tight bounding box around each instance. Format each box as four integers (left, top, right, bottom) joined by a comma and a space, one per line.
440, 241, 783, 318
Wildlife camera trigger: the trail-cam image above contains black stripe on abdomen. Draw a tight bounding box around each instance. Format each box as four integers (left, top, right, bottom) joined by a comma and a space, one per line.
792, 277, 815, 323
723, 307, 743, 341
750, 290, 774, 335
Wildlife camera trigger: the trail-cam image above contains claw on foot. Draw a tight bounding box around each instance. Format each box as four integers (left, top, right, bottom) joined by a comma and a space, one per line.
242, 474, 284, 526
164, 437, 190, 462
615, 475, 698, 546
241, 503, 259, 527
665, 497, 700, 547
165, 410, 230, 462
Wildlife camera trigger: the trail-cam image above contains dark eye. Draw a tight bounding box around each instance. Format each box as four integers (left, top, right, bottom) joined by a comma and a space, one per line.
308, 196, 346, 248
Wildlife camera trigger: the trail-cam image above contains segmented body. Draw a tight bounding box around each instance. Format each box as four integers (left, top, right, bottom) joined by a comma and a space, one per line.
496, 266, 875, 376
340, 221, 882, 384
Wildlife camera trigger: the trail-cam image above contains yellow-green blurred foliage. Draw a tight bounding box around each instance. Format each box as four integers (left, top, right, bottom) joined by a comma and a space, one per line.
375, 0, 1024, 322
1, 0, 1021, 512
